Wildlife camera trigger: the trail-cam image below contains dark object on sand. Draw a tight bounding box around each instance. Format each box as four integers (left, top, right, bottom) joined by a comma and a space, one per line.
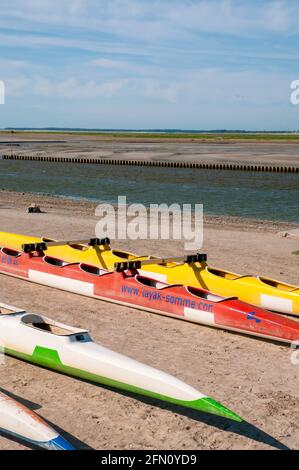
27, 204, 42, 213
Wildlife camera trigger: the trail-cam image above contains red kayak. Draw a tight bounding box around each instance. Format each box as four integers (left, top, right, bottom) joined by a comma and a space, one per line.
1, 246, 299, 344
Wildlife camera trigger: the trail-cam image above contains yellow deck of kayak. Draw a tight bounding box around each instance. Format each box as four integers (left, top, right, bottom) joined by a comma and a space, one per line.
1, 231, 299, 316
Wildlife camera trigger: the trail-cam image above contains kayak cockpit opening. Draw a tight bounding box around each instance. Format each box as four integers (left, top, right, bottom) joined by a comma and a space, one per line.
186, 286, 224, 302
1, 247, 21, 257
207, 267, 241, 280
43, 256, 70, 267
68, 244, 88, 251
79, 263, 108, 276
21, 314, 89, 339
42, 238, 88, 252
111, 250, 136, 260
21, 314, 73, 335
186, 286, 237, 302
258, 277, 296, 292
135, 275, 181, 290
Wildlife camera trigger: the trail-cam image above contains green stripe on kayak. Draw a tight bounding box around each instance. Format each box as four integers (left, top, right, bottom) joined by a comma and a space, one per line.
4, 346, 242, 422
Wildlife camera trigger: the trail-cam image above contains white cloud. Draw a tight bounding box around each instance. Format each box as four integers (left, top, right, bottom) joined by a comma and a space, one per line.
5, 76, 129, 98
4, 74, 180, 103
168, 1, 291, 36
4, 67, 291, 108
0, 0, 295, 40
0, 59, 33, 70
91, 59, 128, 68
139, 79, 179, 103
178, 68, 291, 107
90, 58, 164, 79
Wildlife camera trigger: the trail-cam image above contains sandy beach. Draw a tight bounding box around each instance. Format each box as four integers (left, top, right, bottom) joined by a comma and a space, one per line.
3, 0, 299, 456
0, 189, 298, 450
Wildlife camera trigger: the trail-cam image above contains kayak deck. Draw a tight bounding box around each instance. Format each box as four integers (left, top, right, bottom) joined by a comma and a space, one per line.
0, 250, 299, 345
0, 231, 298, 315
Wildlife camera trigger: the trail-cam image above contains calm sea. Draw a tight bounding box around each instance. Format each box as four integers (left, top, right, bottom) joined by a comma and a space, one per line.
0, 160, 298, 222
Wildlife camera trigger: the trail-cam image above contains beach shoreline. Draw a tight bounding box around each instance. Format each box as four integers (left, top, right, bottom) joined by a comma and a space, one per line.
1, 189, 299, 233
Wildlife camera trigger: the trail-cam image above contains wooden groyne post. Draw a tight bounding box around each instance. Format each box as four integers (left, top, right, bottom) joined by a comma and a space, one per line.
2, 154, 299, 173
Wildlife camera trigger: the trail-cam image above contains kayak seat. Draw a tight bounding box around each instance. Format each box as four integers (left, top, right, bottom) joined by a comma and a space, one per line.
42, 238, 88, 252
43, 256, 69, 267
259, 277, 297, 292
111, 250, 135, 260
207, 267, 241, 280
68, 244, 88, 251
21, 314, 74, 336
135, 275, 182, 290
80, 263, 108, 276
187, 286, 224, 302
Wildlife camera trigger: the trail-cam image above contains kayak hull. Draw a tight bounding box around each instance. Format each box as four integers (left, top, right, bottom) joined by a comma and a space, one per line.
4, 347, 238, 421
0, 231, 298, 315
0, 248, 298, 344
0, 390, 74, 450
0, 304, 242, 422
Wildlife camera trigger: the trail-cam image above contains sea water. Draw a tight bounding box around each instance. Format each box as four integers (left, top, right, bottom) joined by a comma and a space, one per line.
0, 160, 298, 222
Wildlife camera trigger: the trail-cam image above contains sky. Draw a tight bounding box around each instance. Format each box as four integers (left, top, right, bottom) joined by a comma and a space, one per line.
0, 0, 299, 130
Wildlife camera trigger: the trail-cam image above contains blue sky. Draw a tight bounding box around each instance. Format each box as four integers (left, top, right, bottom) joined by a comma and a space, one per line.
0, 0, 299, 130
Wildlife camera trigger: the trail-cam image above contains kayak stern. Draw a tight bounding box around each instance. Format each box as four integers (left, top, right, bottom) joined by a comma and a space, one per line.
43, 435, 75, 450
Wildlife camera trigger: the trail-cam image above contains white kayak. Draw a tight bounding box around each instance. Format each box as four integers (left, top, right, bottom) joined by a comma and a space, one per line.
0, 389, 74, 450
0, 303, 242, 422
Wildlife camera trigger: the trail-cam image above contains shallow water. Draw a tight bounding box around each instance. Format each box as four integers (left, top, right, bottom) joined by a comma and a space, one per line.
0, 160, 298, 222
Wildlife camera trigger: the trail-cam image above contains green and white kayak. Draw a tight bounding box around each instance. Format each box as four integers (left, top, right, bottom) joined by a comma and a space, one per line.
0, 303, 242, 422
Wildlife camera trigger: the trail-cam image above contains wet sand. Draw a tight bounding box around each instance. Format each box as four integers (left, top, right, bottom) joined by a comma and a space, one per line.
1, 134, 299, 167
0, 190, 299, 450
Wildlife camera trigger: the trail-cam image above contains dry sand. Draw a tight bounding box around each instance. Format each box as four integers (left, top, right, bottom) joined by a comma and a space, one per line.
0, 190, 298, 450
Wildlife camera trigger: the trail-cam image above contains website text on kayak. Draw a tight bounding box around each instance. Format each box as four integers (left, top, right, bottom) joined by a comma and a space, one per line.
95, 196, 203, 251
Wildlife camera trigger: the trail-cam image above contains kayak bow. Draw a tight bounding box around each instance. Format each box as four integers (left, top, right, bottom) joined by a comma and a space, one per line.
0, 389, 74, 450
0, 231, 298, 315
0, 248, 299, 344
0, 303, 242, 422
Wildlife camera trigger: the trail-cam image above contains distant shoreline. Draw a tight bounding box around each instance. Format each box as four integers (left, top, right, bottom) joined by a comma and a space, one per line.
2, 129, 299, 142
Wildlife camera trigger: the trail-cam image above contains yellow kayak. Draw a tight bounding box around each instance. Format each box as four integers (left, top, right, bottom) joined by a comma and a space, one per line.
1, 231, 298, 316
